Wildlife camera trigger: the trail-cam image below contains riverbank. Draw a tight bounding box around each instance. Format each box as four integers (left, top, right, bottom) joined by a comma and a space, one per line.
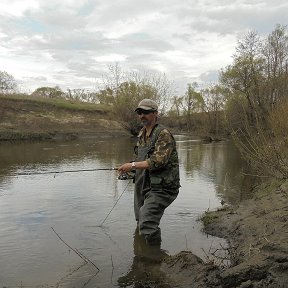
0, 94, 223, 142
0, 95, 129, 141
162, 179, 288, 288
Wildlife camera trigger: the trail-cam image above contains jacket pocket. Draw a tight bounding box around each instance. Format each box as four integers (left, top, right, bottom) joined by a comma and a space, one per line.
150, 176, 162, 186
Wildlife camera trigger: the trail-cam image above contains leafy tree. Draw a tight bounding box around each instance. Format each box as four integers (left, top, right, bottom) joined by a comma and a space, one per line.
181, 83, 204, 131
262, 24, 288, 108
170, 95, 183, 129
96, 87, 114, 105
0, 71, 17, 93
32, 86, 64, 98
220, 31, 266, 125
113, 81, 158, 135
220, 25, 288, 128
202, 85, 227, 136
220, 25, 288, 178
100, 63, 175, 135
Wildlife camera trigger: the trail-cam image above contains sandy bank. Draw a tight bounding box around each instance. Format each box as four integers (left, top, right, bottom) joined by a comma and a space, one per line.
162, 180, 288, 287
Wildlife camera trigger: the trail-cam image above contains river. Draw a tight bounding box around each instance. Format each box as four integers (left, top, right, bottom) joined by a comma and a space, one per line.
0, 135, 250, 287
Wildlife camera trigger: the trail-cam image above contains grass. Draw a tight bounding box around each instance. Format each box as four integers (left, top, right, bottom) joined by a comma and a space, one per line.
254, 178, 285, 197
0, 93, 112, 113
200, 211, 219, 227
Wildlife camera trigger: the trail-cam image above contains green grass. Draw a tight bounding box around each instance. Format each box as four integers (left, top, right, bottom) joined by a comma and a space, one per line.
200, 211, 219, 227
0, 93, 112, 113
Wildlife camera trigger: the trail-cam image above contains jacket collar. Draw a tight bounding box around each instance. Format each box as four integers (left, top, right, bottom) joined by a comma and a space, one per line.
138, 123, 158, 138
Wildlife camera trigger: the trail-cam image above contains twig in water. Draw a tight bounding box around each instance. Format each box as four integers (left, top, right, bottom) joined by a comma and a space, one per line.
185, 234, 188, 250
51, 227, 100, 271
111, 255, 115, 270
55, 262, 87, 288
240, 172, 271, 178
98, 180, 131, 227
110, 255, 114, 283
81, 272, 99, 288
75, 248, 100, 271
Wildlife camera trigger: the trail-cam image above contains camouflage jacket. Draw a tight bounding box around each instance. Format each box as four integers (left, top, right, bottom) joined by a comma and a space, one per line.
135, 124, 180, 189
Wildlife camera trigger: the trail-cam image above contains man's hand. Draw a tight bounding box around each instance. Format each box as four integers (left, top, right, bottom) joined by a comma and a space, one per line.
118, 160, 149, 175
118, 163, 133, 174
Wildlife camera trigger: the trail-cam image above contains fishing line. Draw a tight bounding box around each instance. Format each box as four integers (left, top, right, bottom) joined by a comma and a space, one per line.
13, 167, 117, 176
13, 167, 131, 225
14, 166, 132, 243
98, 179, 132, 227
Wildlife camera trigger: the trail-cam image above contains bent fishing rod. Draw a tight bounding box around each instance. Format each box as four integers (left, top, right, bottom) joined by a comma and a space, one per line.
13, 167, 118, 176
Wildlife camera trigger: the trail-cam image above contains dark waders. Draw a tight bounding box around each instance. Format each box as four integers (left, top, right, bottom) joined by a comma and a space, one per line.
134, 128, 179, 245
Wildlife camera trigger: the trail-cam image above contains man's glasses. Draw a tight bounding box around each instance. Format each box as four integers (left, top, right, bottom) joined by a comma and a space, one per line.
136, 109, 154, 115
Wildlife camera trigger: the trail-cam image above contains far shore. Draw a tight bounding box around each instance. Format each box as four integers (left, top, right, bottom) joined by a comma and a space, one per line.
0, 130, 131, 142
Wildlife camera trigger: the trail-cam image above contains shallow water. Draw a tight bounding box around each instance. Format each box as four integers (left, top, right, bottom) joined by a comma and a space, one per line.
0, 136, 250, 287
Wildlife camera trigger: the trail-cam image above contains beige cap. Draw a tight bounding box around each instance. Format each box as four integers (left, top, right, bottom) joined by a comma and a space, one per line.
135, 99, 158, 112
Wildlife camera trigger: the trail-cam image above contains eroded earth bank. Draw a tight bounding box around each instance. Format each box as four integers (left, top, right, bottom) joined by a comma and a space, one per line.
115, 180, 287, 288
161, 180, 288, 288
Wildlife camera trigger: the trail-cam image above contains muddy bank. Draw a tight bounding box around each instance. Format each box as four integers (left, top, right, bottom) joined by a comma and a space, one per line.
162, 180, 288, 288
0, 130, 129, 141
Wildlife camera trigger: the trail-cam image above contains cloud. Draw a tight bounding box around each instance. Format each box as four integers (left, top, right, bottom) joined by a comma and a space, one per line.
0, 0, 39, 17
0, 0, 287, 94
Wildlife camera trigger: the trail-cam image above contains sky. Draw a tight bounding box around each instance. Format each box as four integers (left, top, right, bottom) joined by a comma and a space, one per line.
0, 0, 287, 94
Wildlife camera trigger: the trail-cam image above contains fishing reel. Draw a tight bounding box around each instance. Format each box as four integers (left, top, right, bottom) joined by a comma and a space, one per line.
118, 172, 135, 180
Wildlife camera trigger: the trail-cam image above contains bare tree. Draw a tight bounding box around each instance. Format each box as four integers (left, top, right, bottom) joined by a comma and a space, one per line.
101, 63, 175, 113
100, 63, 176, 135
262, 24, 288, 109
130, 70, 176, 114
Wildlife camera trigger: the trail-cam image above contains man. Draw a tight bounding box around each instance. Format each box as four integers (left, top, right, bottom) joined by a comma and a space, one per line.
118, 99, 180, 246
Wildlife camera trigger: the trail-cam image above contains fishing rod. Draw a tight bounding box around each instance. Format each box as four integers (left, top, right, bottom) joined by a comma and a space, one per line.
12, 167, 133, 226
13, 167, 118, 176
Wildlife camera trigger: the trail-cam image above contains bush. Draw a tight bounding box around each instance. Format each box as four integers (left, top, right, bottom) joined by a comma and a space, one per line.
232, 98, 288, 179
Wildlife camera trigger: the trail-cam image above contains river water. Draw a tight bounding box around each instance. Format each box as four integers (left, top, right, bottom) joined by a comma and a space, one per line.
0, 135, 250, 287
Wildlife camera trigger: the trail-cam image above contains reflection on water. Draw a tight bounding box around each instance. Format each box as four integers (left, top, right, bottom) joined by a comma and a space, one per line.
0, 136, 251, 287
117, 228, 169, 287
176, 135, 252, 204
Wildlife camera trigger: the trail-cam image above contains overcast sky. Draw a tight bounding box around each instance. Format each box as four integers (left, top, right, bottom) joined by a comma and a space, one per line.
0, 0, 287, 94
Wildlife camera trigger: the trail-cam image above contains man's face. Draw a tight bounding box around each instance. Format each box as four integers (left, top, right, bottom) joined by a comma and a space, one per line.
136, 109, 157, 126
